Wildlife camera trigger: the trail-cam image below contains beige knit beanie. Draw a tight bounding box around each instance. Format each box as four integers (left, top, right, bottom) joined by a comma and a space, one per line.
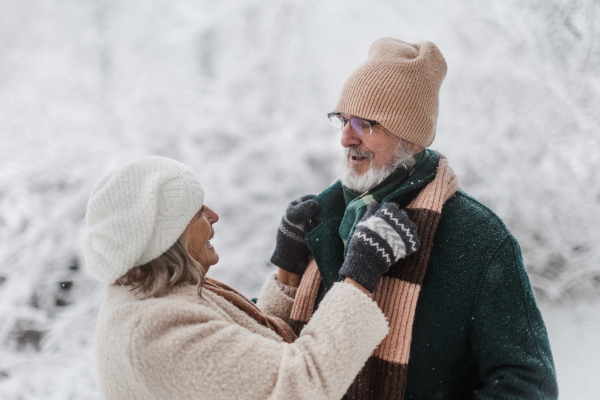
84, 156, 204, 283
333, 38, 447, 147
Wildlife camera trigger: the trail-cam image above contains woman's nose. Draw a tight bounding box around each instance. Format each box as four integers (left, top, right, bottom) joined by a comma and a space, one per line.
204, 206, 219, 224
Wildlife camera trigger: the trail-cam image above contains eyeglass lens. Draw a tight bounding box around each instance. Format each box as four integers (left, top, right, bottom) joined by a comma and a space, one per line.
329, 114, 371, 136
329, 115, 344, 130
350, 118, 370, 136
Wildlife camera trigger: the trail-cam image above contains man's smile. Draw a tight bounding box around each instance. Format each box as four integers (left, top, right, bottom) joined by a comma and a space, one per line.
349, 154, 368, 164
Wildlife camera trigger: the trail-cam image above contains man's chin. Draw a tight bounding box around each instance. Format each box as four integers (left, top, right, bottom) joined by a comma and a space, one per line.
340, 163, 390, 194
346, 162, 369, 175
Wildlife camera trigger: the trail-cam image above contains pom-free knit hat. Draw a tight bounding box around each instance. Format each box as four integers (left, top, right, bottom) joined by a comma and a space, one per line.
84, 156, 204, 283
333, 38, 447, 147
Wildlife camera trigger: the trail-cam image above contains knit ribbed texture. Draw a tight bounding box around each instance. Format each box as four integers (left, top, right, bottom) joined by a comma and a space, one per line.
288, 260, 322, 335
333, 38, 447, 147
84, 156, 204, 283
289, 154, 459, 399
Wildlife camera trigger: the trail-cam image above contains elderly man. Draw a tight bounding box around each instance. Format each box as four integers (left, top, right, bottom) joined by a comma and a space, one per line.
270, 38, 558, 399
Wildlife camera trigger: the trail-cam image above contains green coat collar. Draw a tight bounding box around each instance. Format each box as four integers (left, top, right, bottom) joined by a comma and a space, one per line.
306, 149, 440, 290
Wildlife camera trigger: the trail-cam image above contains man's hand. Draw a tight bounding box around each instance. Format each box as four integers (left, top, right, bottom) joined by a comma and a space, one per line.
270, 195, 321, 275
339, 201, 419, 292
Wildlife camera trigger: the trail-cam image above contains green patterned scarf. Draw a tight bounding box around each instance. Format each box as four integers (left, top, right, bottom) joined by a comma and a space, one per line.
340, 151, 425, 254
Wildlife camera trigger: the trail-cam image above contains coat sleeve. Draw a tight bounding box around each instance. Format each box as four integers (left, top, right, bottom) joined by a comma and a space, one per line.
471, 236, 558, 399
256, 272, 295, 324
130, 282, 388, 400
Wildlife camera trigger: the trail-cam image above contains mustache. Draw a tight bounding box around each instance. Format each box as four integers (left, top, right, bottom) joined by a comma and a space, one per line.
345, 146, 374, 161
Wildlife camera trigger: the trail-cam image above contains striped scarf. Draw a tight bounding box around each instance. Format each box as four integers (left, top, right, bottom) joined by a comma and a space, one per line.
289, 154, 458, 399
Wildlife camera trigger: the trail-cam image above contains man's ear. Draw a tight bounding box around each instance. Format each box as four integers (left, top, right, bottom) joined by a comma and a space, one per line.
410, 142, 425, 155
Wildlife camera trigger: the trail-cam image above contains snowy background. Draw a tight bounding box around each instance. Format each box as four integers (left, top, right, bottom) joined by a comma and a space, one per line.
1, 0, 599, 398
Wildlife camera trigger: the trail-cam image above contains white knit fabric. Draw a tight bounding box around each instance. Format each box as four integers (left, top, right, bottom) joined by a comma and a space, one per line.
84, 156, 204, 283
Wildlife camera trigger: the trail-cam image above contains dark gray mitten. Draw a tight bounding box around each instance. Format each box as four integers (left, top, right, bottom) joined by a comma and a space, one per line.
270, 195, 321, 274
339, 201, 419, 292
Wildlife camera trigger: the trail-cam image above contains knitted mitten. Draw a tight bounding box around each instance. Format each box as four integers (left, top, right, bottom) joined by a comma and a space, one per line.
339, 201, 419, 292
270, 195, 321, 274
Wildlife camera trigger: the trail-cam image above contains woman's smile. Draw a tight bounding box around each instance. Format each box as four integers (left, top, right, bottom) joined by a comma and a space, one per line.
184, 205, 220, 271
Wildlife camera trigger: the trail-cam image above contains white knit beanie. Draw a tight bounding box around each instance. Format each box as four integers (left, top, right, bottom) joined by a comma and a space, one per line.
84, 156, 204, 283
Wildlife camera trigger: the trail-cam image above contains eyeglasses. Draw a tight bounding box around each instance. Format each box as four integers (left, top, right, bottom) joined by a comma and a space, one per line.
327, 113, 381, 136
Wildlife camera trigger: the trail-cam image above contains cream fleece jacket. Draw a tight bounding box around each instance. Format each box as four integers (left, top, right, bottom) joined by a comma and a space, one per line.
96, 274, 389, 400
255, 273, 297, 325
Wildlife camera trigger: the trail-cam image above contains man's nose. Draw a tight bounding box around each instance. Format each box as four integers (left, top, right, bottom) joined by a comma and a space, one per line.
340, 124, 362, 147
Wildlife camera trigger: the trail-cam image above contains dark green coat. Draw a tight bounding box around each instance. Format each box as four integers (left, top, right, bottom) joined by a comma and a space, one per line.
305, 150, 558, 399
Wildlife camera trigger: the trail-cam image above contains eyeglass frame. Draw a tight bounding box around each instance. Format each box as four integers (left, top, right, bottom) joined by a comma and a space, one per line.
327, 112, 381, 136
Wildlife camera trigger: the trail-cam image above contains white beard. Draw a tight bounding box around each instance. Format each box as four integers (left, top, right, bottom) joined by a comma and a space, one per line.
339, 143, 414, 194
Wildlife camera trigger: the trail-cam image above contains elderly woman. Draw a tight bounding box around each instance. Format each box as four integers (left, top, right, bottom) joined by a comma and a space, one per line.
84, 156, 419, 400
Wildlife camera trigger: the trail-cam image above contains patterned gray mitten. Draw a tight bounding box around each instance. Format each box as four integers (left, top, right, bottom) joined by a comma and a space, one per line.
339, 201, 419, 292
270, 195, 321, 274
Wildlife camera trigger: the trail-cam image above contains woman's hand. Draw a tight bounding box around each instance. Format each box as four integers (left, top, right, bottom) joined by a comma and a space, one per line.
270, 195, 320, 275
339, 201, 419, 292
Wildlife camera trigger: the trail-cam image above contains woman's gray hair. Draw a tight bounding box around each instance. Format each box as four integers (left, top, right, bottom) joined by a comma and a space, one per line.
115, 237, 205, 299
